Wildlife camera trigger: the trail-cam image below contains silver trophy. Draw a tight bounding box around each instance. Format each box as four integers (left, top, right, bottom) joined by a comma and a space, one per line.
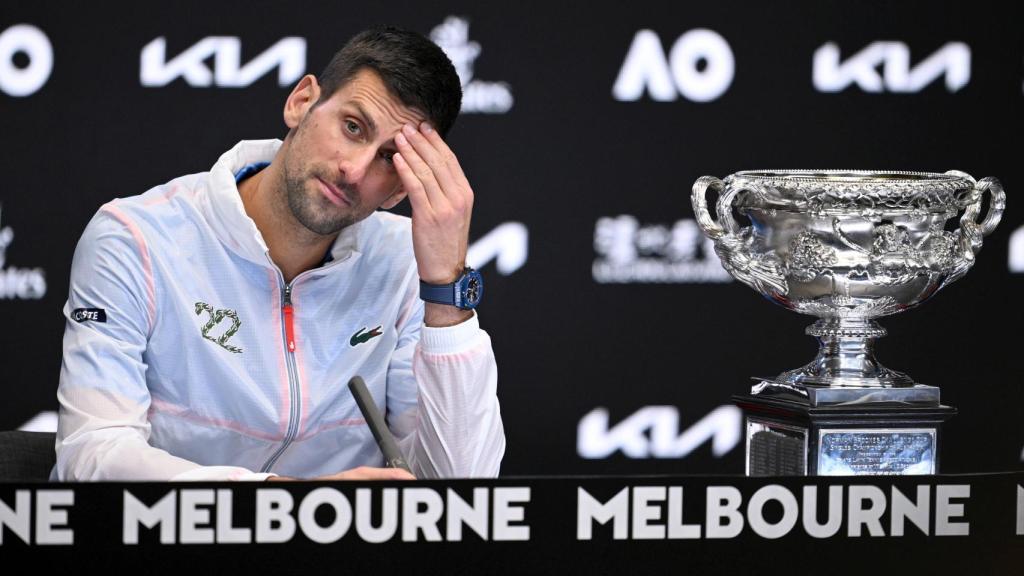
691, 170, 1005, 475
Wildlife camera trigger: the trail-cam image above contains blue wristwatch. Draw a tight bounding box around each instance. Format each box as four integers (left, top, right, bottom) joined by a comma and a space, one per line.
419, 267, 483, 310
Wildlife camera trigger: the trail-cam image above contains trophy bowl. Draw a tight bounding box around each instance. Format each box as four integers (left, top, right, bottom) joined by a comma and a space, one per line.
692, 170, 1005, 390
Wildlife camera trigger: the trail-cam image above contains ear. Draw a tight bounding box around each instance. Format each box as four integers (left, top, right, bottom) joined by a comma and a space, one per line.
283, 75, 321, 129
380, 186, 408, 210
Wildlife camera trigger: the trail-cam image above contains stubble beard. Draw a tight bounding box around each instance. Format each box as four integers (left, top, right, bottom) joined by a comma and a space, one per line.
281, 152, 362, 238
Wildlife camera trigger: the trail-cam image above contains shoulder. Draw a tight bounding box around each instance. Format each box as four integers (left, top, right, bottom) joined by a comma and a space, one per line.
72, 172, 210, 274
87, 172, 208, 243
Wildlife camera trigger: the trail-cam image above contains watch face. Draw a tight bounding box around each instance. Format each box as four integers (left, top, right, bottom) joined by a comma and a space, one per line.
465, 277, 480, 303
459, 269, 483, 309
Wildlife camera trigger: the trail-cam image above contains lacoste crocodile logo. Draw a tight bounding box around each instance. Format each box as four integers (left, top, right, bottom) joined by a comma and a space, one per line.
350, 326, 383, 347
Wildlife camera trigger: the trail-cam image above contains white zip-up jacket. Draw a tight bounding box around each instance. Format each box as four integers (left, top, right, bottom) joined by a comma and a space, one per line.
53, 140, 504, 481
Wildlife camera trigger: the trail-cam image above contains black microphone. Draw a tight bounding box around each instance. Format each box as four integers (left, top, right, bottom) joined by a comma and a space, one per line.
347, 376, 412, 473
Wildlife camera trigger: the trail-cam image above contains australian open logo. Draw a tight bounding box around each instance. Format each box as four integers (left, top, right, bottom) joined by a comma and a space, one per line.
0, 204, 47, 299
430, 16, 513, 114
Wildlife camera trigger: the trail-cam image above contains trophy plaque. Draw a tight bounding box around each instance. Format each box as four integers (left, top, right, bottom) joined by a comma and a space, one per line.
691, 170, 1005, 475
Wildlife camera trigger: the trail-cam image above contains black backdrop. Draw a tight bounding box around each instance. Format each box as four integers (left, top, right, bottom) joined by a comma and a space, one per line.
1, 0, 1021, 476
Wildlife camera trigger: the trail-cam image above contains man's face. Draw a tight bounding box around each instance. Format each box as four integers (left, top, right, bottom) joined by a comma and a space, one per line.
280, 68, 425, 236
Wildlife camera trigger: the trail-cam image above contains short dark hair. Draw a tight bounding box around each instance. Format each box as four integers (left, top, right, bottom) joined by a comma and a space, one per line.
317, 26, 462, 136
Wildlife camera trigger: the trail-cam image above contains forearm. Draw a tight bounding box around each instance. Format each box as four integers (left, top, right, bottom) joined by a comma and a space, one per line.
404, 317, 505, 478
55, 387, 272, 482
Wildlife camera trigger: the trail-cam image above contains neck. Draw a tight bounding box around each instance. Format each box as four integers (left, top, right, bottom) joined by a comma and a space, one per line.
238, 157, 336, 283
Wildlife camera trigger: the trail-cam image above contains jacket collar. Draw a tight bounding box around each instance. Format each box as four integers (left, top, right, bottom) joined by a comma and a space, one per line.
204, 139, 363, 269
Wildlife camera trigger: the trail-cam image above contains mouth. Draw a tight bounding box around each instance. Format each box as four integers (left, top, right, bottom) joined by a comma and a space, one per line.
316, 177, 351, 207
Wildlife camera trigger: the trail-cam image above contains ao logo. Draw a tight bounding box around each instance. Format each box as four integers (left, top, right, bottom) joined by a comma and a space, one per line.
578, 405, 741, 459
0, 24, 53, 97
613, 29, 734, 103
467, 222, 528, 275
814, 41, 971, 93
140, 37, 305, 88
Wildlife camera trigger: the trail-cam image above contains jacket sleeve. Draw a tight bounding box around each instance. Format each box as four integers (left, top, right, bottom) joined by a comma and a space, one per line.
386, 265, 505, 478
54, 207, 272, 481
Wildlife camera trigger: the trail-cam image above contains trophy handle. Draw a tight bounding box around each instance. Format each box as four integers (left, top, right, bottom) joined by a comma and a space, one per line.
945, 171, 1006, 255
973, 176, 1006, 237
937, 171, 1006, 288
691, 176, 742, 238
692, 175, 789, 296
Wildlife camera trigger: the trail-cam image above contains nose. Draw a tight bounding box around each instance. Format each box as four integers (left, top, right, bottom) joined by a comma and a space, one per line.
338, 146, 376, 185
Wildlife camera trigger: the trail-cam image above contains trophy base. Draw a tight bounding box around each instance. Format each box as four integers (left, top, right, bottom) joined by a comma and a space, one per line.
750, 377, 941, 407
734, 388, 956, 476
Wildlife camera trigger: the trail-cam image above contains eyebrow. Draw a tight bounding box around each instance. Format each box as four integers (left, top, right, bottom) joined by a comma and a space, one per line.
351, 103, 378, 140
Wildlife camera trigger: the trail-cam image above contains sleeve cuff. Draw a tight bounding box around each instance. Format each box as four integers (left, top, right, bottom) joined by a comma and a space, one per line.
419, 310, 482, 355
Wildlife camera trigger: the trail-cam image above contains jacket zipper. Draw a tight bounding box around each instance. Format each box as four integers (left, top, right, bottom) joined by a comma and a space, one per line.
260, 281, 302, 473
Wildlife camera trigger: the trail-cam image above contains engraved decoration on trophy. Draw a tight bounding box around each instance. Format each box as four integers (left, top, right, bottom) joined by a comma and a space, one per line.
691, 170, 1005, 391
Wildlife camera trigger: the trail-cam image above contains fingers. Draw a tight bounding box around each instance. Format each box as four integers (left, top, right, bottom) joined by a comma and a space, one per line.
402, 124, 461, 205
395, 130, 446, 212
394, 122, 472, 214
395, 122, 475, 285
392, 152, 431, 215
319, 466, 416, 481
419, 123, 473, 199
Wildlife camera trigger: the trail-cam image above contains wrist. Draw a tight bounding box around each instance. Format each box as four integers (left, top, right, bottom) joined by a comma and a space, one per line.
423, 303, 473, 327
419, 266, 483, 311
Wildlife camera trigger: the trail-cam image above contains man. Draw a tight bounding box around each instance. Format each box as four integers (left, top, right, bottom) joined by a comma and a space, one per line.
52, 27, 504, 481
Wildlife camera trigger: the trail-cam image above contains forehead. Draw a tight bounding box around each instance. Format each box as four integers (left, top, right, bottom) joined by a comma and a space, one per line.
324, 68, 425, 133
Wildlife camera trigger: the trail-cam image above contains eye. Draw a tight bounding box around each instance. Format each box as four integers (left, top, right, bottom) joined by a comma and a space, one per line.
344, 120, 361, 136
379, 150, 395, 166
